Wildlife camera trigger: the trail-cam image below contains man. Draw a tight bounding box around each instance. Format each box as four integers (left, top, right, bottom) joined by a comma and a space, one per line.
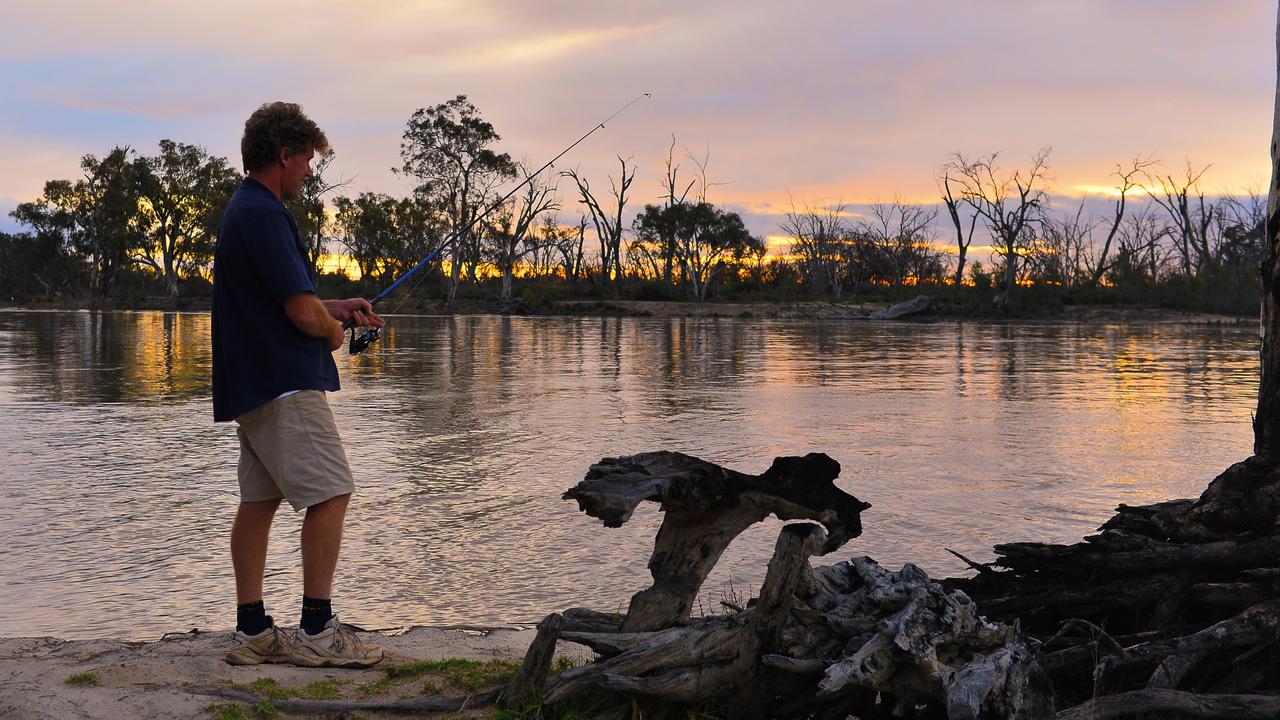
212, 101, 385, 668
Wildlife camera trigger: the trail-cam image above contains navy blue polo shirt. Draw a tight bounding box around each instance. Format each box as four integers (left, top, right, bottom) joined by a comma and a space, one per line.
211, 177, 339, 422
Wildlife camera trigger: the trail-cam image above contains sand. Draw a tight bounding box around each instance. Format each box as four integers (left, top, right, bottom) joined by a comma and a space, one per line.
0, 625, 541, 719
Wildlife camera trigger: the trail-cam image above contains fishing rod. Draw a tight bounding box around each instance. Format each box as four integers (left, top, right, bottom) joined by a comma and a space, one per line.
345, 92, 653, 355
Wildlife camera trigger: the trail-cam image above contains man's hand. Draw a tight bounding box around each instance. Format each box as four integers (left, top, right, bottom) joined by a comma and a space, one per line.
323, 298, 386, 329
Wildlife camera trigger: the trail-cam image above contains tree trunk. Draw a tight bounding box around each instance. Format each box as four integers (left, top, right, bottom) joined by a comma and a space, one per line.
501, 266, 513, 300
1258, 3, 1280, 458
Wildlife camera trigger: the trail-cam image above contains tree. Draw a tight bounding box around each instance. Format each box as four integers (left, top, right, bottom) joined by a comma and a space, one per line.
483, 164, 560, 300
565, 157, 635, 293
780, 200, 848, 297
1216, 191, 1266, 271
943, 150, 1051, 309
399, 95, 515, 304
132, 139, 240, 296
1146, 161, 1215, 277
939, 172, 979, 287
286, 150, 347, 281
0, 230, 82, 300
1257, 2, 1280, 457
634, 202, 756, 300
1080, 157, 1153, 287
13, 147, 147, 297
1110, 206, 1170, 286
333, 192, 400, 293
858, 199, 942, 290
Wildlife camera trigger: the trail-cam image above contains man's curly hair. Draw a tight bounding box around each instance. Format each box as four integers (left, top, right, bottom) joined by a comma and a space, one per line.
240, 102, 330, 173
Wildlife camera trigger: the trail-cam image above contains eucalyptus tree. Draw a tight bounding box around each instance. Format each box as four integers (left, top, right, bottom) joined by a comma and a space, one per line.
942, 150, 1050, 309
333, 192, 400, 292
483, 164, 560, 299
1256, 0, 1280, 459
0, 230, 81, 299
286, 150, 346, 280
398, 95, 515, 304
13, 147, 146, 297
634, 201, 756, 301
132, 139, 240, 295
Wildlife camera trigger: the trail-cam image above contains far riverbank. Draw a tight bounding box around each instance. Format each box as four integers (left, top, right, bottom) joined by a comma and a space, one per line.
0, 296, 1254, 325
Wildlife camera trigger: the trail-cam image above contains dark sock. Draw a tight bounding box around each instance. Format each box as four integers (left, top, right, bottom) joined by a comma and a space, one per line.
236, 600, 272, 635
301, 596, 333, 635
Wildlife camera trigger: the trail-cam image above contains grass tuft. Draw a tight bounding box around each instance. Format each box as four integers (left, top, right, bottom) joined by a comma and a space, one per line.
65, 672, 99, 687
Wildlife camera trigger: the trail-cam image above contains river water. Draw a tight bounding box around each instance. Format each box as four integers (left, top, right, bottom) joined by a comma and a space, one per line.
0, 310, 1260, 639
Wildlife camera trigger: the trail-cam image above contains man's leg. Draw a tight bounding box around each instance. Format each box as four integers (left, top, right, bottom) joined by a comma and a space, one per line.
289, 490, 381, 666
231, 498, 282, 604
300, 492, 350, 599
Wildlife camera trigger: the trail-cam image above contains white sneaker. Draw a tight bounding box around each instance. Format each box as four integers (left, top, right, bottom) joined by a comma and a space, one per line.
224, 625, 295, 665
286, 615, 383, 668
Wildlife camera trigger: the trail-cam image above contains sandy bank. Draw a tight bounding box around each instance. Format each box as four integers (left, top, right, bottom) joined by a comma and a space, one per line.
0, 626, 542, 719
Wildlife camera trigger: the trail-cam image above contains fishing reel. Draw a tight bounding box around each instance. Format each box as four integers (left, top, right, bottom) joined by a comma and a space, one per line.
349, 325, 380, 355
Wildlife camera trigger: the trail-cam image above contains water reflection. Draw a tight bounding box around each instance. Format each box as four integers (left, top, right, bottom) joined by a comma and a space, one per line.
0, 309, 1260, 639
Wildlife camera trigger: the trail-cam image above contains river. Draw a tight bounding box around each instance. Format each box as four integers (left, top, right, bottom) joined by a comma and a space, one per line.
0, 310, 1259, 639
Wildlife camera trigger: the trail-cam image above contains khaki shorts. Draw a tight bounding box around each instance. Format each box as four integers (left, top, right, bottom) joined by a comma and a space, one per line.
235, 390, 356, 511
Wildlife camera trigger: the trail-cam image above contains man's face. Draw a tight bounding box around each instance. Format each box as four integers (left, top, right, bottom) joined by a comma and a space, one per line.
280, 147, 315, 201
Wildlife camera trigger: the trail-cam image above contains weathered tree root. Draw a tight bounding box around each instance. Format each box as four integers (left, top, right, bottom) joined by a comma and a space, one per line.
537, 452, 1047, 718
1055, 689, 1280, 720
194, 686, 500, 715
947, 455, 1280, 714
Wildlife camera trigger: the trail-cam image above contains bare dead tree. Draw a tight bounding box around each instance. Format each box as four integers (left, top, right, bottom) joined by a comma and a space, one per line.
939, 172, 980, 287
1030, 202, 1093, 286
483, 162, 560, 299
859, 198, 941, 290
944, 150, 1051, 309
1146, 161, 1216, 277
659, 136, 696, 285
565, 157, 635, 293
1113, 206, 1172, 284
1081, 156, 1157, 286
781, 199, 848, 297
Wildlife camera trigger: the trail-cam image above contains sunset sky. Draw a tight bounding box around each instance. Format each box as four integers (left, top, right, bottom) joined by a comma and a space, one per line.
2, 0, 1276, 246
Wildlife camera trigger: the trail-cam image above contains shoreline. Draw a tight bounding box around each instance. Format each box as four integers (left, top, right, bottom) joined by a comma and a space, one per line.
0, 297, 1254, 325
0, 625, 544, 719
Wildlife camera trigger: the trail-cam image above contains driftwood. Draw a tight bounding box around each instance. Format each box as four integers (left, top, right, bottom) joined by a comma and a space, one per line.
517, 452, 1047, 718
945, 455, 1280, 717
869, 294, 935, 320
563, 451, 869, 632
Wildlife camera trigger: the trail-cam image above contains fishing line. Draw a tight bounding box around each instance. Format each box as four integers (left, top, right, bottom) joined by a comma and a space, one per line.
346, 92, 653, 355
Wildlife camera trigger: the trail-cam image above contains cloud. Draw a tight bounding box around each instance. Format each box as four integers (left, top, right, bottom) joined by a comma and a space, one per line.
1, 0, 1275, 242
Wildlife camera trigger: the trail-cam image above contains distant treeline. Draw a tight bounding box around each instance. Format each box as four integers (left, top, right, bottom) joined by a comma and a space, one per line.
1, 96, 1265, 315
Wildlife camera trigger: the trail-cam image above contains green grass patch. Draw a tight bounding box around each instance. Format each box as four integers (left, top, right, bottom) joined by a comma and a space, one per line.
65, 672, 99, 686
224, 676, 345, 702
204, 700, 279, 720
298, 678, 342, 700
358, 658, 521, 696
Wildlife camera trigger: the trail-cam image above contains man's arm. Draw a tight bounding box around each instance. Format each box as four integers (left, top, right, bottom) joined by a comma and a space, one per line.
285, 292, 345, 351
